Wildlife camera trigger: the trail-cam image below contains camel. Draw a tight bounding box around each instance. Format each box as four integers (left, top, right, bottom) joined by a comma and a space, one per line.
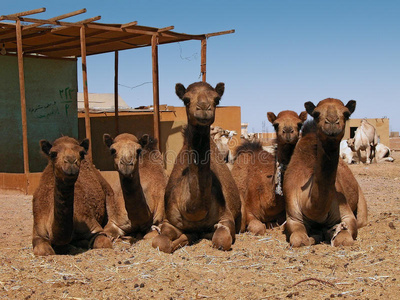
152, 82, 241, 253
340, 140, 355, 164
32, 136, 116, 256
231, 110, 307, 235
103, 133, 166, 240
284, 98, 368, 247
347, 119, 378, 164
375, 143, 394, 162
210, 126, 237, 163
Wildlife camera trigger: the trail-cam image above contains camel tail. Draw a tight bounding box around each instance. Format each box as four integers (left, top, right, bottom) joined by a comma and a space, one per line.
356, 185, 368, 228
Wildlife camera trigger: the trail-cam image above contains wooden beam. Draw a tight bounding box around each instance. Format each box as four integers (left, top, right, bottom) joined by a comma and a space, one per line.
114, 51, 119, 136
0, 7, 45, 20
23, 8, 87, 30
51, 16, 102, 33
16, 19, 30, 193
205, 29, 235, 38
121, 21, 138, 29
80, 25, 93, 160
151, 34, 160, 150
201, 38, 207, 82
158, 26, 174, 33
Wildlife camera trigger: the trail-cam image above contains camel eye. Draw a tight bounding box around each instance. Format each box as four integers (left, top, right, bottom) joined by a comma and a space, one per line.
110, 148, 116, 156
137, 148, 142, 156
50, 151, 57, 159
273, 123, 279, 131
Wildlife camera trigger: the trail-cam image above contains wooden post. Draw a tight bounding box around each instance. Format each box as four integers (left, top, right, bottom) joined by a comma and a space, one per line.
16, 19, 30, 193
80, 25, 92, 159
114, 50, 119, 136
151, 34, 160, 150
201, 38, 207, 82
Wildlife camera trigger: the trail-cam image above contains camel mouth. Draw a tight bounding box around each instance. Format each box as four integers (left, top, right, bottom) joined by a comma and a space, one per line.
195, 117, 213, 126
117, 164, 135, 177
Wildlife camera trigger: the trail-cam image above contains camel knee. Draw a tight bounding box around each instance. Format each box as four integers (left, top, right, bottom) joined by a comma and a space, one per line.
152, 234, 173, 253
332, 230, 355, 247
212, 225, 233, 251
92, 234, 113, 249
247, 220, 267, 236
289, 232, 313, 248
33, 243, 55, 256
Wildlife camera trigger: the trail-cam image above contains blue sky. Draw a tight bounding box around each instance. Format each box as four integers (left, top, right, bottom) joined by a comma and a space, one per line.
4, 1, 400, 132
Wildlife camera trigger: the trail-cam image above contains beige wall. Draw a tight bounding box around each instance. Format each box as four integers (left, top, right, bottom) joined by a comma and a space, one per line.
344, 118, 390, 146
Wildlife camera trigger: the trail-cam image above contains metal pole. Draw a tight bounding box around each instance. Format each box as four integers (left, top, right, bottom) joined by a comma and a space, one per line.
114, 50, 119, 136
80, 25, 92, 159
151, 34, 160, 150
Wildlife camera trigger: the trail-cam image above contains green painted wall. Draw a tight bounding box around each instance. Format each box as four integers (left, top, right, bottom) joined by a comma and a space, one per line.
0, 56, 78, 173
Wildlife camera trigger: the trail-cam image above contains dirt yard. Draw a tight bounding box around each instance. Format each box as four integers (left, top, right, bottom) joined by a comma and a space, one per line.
1, 153, 399, 300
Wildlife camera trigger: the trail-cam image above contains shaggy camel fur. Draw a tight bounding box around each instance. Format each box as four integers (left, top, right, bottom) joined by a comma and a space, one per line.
152, 82, 241, 253
210, 126, 236, 163
231, 110, 307, 235
284, 98, 367, 247
103, 133, 166, 239
32, 137, 116, 256
347, 119, 378, 164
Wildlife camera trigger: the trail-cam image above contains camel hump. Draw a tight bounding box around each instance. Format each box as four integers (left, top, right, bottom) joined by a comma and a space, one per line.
234, 140, 263, 158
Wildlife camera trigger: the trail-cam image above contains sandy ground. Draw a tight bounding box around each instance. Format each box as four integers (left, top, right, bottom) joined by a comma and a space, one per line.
0, 152, 399, 300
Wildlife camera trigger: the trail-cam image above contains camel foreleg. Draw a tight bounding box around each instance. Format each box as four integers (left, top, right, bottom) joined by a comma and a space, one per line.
152, 222, 196, 253
286, 218, 316, 247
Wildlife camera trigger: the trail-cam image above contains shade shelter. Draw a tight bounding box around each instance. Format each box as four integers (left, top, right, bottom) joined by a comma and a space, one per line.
0, 8, 234, 193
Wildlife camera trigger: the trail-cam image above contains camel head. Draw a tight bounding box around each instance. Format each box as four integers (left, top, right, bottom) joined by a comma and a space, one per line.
40, 136, 89, 179
103, 133, 142, 178
267, 110, 308, 145
347, 138, 356, 151
175, 81, 225, 127
305, 98, 356, 141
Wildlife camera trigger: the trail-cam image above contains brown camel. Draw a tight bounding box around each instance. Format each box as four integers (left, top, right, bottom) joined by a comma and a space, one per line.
103, 133, 166, 239
284, 98, 367, 247
152, 82, 241, 253
231, 110, 307, 235
32, 136, 116, 256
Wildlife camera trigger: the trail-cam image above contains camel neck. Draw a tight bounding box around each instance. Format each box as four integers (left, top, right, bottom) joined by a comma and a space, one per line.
184, 124, 212, 221
119, 165, 142, 195
309, 137, 340, 213
276, 142, 295, 166
51, 175, 76, 244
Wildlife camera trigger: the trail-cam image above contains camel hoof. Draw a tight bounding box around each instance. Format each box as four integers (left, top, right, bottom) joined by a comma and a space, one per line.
33, 244, 55, 256
212, 226, 232, 251
290, 232, 313, 248
248, 220, 267, 236
152, 234, 173, 253
92, 234, 113, 249
332, 231, 354, 247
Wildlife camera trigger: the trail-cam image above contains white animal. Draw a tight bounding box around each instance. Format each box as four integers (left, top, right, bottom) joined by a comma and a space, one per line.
375, 143, 394, 162
340, 140, 354, 164
347, 119, 378, 164
211, 126, 237, 163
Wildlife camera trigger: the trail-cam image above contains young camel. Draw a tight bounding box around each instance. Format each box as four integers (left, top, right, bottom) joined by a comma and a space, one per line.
32, 136, 115, 256
152, 82, 241, 253
103, 133, 166, 239
284, 98, 367, 247
231, 110, 307, 235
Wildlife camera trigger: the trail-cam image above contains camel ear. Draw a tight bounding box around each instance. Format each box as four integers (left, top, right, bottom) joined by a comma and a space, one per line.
304, 101, 316, 117
40, 140, 52, 156
103, 134, 114, 148
175, 83, 186, 100
267, 112, 276, 124
215, 82, 225, 97
80, 139, 89, 152
139, 134, 150, 148
299, 111, 308, 123
345, 100, 356, 115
